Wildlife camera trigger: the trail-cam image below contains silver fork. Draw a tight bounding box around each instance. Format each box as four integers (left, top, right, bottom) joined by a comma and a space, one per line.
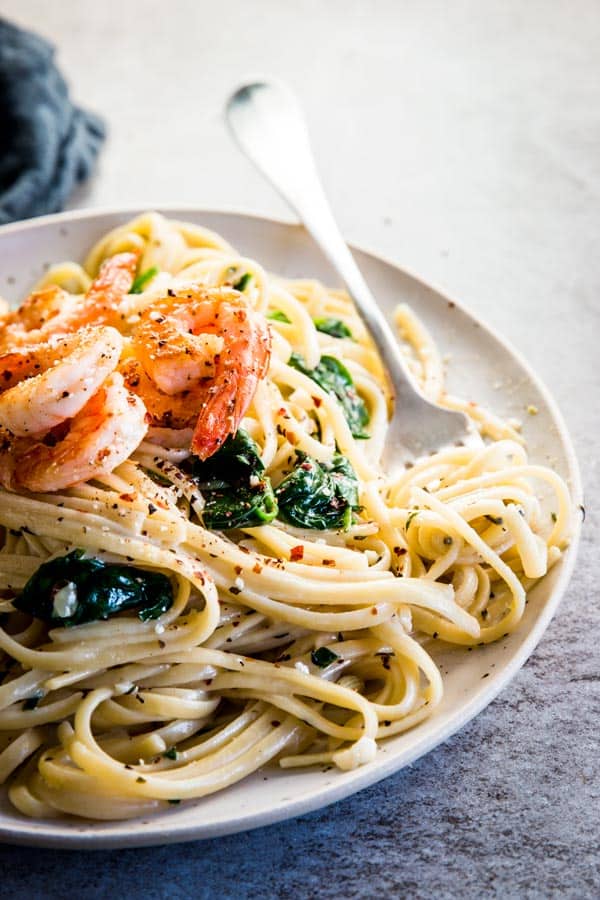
225, 79, 473, 467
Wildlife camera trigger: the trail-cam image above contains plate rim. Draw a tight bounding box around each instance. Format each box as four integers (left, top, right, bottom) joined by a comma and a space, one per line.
0, 205, 583, 848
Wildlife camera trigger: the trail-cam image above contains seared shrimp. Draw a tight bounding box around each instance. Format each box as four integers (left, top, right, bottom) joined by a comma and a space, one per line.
0, 285, 78, 351
67, 251, 138, 329
120, 357, 207, 431
6, 372, 147, 493
0, 326, 123, 436
0, 253, 137, 350
122, 286, 271, 459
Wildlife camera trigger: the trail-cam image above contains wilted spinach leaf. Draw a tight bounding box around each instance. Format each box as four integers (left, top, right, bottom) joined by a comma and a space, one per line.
311, 646, 340, 667
15, 550, 173, 626
267, 309, 292, 324
188, 429, 278, 529
233, 272, 252, 292
288, 353, 369, 438
313, 317, 353, 339
195, 429, 265, 482
275, 453, 360, 530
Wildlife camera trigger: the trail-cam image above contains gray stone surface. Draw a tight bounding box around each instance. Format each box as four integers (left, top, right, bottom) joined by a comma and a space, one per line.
0, 0, 598, 896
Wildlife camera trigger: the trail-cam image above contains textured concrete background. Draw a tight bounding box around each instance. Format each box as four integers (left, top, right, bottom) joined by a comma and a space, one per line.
1, 0, 598, 896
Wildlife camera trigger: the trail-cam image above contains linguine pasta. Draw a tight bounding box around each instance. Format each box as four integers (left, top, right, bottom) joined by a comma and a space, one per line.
0, 213, 572, 821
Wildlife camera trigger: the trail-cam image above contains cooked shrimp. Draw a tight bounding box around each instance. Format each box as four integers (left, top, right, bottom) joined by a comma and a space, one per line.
0, 252, 137, 352
66, 251, 138, 329
0, 285, 79, 351
0, 326, 123, 436
123, 286, 271, 459
7, 372, 147, 493
120, 357, 214, 431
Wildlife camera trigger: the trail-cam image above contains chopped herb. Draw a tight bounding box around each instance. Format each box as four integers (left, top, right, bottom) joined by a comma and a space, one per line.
288, 353, 370, 438
267, 309, 291, 324
187, 429, 278, 530
14, 550, 173, 625
129, 266, 159, 294
163, 748, 178, 760
405, 511, 419, 531
313, 317, 353, 339
551, 512, 557, 523
275, 453, 360, 531
310, 646, 340, 667
233, 272, 252, 292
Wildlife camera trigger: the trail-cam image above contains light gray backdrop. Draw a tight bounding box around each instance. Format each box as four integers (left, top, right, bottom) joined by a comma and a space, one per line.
1, 1, 598, 897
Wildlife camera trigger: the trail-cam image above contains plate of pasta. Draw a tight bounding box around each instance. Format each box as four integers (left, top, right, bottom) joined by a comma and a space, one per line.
0, 208, 581, 847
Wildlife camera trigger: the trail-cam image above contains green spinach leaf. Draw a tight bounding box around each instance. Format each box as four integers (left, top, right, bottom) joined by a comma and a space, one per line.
313, 317, 353, 339
193, 428, 265, 482
188, 429, 278, 529
200, 480, 277, 530
311, 646, 340, 667
288, 353, 369, 439
233, 272, 252, 292
267, 309, 292, 324
275, 452, 359, 530
15, 550, 173, 626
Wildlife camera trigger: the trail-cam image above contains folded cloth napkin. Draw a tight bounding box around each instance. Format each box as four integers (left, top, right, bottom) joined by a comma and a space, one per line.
0, 18, 105, 225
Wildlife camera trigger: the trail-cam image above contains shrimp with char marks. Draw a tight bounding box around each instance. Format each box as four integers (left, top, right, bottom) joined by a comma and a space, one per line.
122, 285, 271, 459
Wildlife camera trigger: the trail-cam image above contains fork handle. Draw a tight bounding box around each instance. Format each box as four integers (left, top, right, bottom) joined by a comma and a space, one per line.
226, 80, 421, 410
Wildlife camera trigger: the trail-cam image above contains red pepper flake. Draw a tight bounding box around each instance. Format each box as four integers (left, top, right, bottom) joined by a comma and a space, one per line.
252, 563, 263, 574
312, 395, 322, 408
322, 559, 335, 567
271, 720, 281, 727
393, 546, 407, 556
290, 545, 304, 562
371, 607, 378, 616
119, 492, 136, 502
234, 565, 243, 576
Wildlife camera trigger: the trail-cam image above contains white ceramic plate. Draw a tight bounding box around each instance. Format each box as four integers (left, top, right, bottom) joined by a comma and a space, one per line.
0, 207, 582, 848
